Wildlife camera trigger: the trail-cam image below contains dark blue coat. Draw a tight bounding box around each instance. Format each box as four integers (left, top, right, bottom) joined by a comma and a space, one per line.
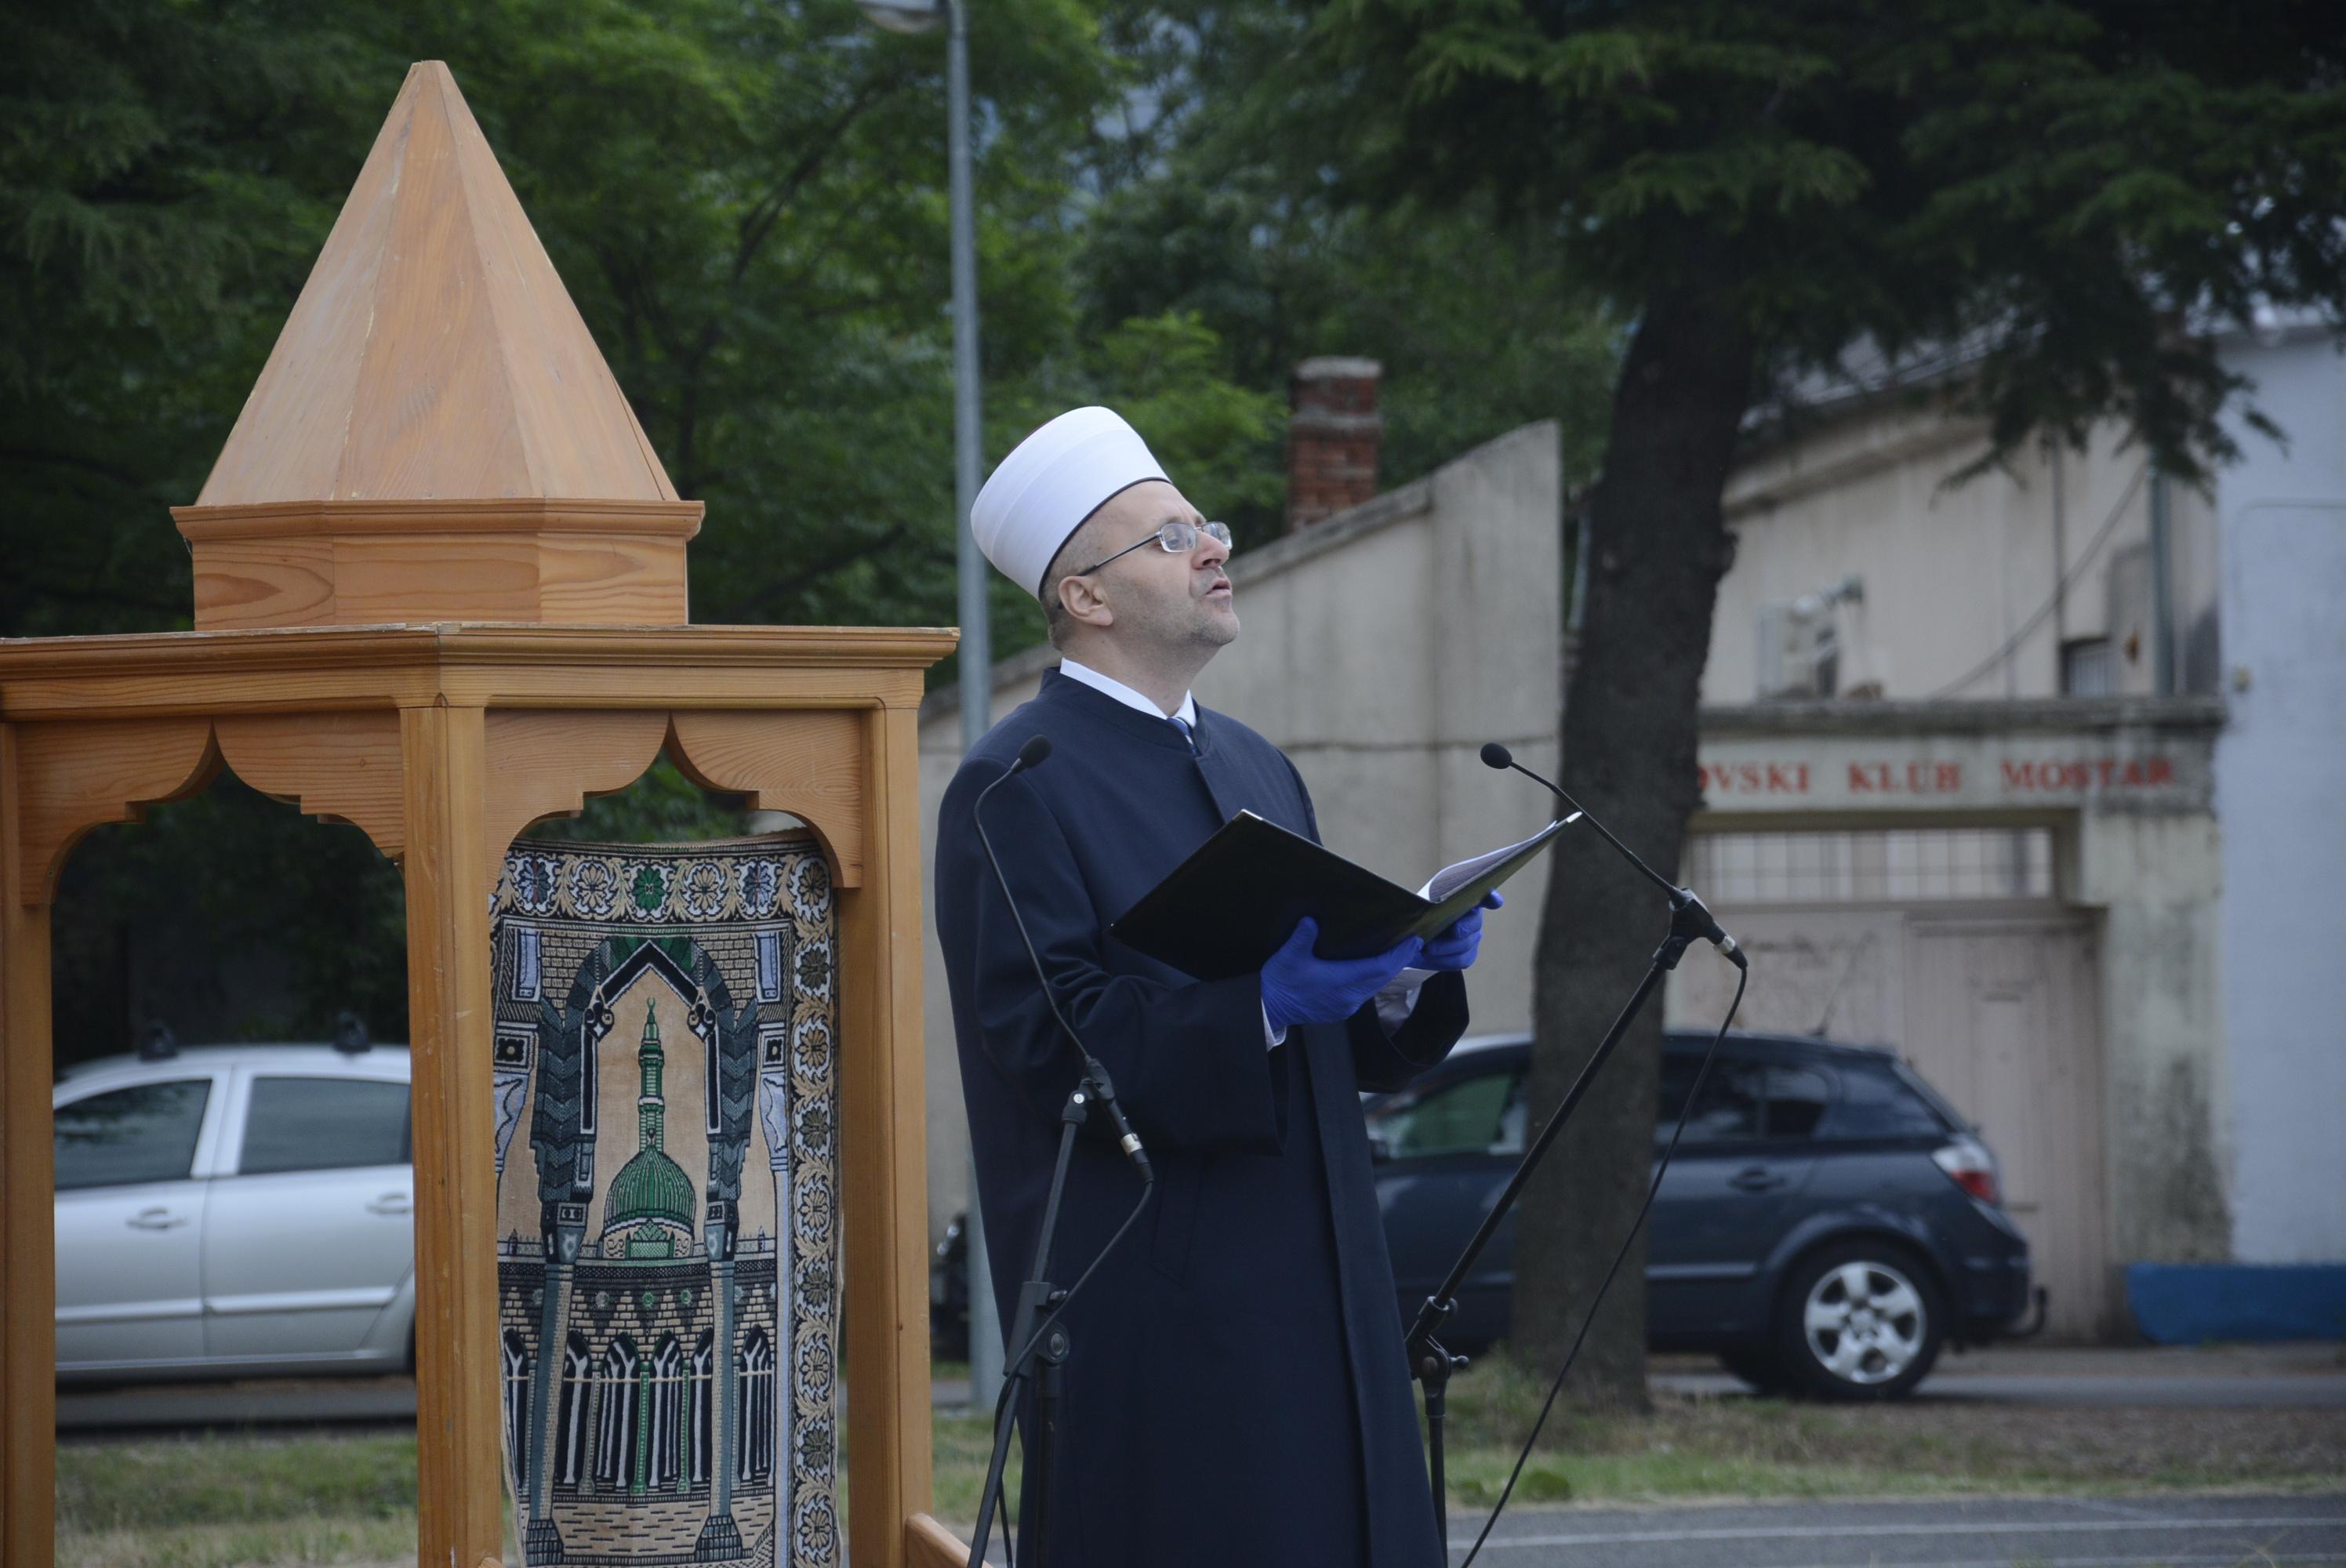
935, 668, 1469, 1568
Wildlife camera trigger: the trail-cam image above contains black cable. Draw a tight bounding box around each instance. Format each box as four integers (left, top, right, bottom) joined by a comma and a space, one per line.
999, 1184, 1156, 1383
966, 746, 1159, 1561
979, 1181, 1157, 1568
1458, 961, 1751, 1567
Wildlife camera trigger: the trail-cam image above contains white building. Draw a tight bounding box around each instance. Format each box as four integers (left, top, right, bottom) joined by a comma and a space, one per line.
920, 333, 2346, 1344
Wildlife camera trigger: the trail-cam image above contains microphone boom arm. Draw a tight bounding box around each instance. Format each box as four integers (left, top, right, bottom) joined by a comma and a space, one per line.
1406, 743, 1752, 1560
1480, 742, 1744, 970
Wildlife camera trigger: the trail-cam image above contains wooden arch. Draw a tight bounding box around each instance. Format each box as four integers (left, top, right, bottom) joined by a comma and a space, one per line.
8, 705, 875, 913
0, 625, 957, 1568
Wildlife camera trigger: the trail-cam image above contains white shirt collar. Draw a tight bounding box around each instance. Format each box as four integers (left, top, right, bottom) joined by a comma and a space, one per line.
1058, 658, 1198, 728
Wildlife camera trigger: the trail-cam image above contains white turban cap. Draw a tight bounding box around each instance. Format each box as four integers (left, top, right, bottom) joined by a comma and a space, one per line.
971, 406, 1168, 600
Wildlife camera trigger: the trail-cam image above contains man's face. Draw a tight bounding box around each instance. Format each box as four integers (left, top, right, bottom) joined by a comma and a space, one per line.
1070, 481, 1238, 653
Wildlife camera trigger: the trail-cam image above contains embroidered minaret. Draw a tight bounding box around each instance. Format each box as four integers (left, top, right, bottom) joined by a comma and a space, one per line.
608, 1004, 694, 1261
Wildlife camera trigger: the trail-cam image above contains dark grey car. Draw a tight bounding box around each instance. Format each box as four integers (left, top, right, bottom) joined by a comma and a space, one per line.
1364, 1029, 2035, 1400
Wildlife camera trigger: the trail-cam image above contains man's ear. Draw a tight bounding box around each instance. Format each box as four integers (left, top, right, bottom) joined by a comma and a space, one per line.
1057, 570, 1114, 630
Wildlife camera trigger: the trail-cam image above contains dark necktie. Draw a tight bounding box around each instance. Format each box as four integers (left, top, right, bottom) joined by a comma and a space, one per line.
1168, 713, 1195, 750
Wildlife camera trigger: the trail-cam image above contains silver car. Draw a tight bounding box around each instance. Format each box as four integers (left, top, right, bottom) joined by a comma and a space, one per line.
53, 1043, 416, 1381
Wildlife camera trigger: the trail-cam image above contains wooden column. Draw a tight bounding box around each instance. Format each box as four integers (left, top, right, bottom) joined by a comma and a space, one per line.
401, 703, 505, 1568
0, 725, 58, 1568
841, 702, 935, 1568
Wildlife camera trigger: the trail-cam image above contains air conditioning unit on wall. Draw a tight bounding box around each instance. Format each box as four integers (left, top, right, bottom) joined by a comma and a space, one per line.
1757, 575, 1863, 699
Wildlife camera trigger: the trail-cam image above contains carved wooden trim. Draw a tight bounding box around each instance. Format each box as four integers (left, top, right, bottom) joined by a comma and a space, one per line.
9, 718, 220, 906
667, 709, 866, 887
216, 711, 405, 860
5, 702, 877, 902
479, 709, 671, 869
905, 1514, 971, 1568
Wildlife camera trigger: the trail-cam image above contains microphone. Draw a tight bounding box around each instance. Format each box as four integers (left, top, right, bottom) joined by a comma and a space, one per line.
972, 735, 1156, 1183
1480, 742, 1745, 969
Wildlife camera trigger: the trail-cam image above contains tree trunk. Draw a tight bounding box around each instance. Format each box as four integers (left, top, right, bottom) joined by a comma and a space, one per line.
1510, 281, 1754, 1407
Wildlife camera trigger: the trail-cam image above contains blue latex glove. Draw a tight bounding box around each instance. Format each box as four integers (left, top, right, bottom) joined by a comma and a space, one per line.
1260, 918, 1425, 1034
1420, 890, 1504, 972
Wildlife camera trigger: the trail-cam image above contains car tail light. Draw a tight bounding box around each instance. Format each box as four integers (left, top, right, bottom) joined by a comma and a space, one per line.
1932, 1137, 2000, 1206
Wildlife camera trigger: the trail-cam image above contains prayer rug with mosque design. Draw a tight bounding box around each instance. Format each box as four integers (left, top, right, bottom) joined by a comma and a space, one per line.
488, 834, 840, 1568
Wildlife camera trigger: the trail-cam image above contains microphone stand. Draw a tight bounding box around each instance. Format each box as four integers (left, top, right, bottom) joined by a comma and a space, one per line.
967, 737, 1156, 1568
1406, 746, 1745, 1558
968, 1069, 1104, 1568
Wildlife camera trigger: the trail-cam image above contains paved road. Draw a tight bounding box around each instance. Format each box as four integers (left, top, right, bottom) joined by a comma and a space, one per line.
1652, 1368, 2346, 1407
58, 1377, 418, 1439
1443, 1492, 2346, 1567
935, 1345, 2346, 1411
62, 1344, 2346, 1432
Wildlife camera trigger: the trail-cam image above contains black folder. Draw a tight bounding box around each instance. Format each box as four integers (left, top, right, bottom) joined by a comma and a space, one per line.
1108, 811, 1571, 982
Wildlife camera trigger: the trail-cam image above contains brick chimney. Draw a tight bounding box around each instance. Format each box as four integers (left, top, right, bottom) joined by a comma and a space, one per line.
1286, 357, 1382, 531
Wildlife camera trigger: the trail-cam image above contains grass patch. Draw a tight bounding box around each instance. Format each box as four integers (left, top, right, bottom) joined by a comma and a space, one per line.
1418, 1352, 2346, 1508
60, 1433, 419, 1533
53, 1359, 2346, 1561
59, 1433, 419, 1568
60, 1515, 416, 1568
932, 1407, 1022, 1526
927, 1352, 2346, 1521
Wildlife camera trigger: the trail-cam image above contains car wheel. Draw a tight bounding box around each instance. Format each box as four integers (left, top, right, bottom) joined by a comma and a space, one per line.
1774, 1242, 1943, 1402
1719, 1347, 1789, 1394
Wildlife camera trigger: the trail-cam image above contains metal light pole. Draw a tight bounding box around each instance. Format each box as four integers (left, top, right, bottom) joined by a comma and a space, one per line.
859, 0, 1003, 1413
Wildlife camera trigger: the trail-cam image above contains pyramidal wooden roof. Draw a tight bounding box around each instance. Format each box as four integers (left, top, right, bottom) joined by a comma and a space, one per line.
192, 61, 678, 508
174, 63, 699, 629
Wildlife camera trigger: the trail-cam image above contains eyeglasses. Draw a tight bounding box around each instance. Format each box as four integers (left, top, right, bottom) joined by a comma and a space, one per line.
1066, 518, 1233, 579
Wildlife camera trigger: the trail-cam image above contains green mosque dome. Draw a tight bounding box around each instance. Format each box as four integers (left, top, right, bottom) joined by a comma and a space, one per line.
603, 999, 695, 1258
608, 1145, 695, 1236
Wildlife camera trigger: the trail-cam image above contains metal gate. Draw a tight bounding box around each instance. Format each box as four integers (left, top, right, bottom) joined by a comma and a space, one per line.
1904, 915, 2109, 1340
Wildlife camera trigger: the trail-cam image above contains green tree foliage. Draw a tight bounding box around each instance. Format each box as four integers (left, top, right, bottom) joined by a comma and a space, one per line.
1078, 0, 1622, 536
49, 782, 412, 1068
1317, 0, 2346, 475
1305, 0, 2346, 1403
3, 0, 1625, 1062
2, 2, 383, 637
1, 0, 1254, 1051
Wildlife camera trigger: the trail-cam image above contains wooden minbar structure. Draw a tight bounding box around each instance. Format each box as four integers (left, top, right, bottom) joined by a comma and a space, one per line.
0, 62, 970, 1568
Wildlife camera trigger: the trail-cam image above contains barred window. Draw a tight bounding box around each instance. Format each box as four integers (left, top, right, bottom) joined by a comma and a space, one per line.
737, 1329, 775, 1484
688, 1332, 715, 1488
1684, 828, 2054, 905
648, 1336, 684, 1490
502, 1331, 532, 1480
554, 1334, 591, 1488
594, 1337, 640, 1491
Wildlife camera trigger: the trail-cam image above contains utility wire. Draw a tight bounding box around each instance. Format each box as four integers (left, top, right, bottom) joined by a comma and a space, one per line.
1924, 461, 2148, 700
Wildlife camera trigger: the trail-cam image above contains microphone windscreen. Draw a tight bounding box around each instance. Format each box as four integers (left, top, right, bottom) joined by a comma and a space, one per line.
1480, 742, 1514, 770
1017, 735, 1055, 770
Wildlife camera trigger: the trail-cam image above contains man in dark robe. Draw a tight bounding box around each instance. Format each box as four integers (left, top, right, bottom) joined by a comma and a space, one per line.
935, 406, 1497, 1567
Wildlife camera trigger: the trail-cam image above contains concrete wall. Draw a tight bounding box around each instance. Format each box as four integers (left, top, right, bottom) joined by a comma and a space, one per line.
1710, 406, 2219, 705
1672, 699, 2233, 1279
917, 423, 1566, 1237
2213, 329, 2346, 1264
1691, 325, 2346, 1276
2074, 805, 2231, 1265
